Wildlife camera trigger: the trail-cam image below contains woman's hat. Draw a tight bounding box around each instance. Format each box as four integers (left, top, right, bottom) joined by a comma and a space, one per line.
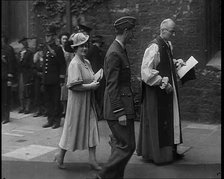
70, 32, 89, 47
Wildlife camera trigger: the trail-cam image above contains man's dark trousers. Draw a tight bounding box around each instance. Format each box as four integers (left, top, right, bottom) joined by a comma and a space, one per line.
44, 84, 61, 126
98, 119, 135, 179
2, 80, 10, 122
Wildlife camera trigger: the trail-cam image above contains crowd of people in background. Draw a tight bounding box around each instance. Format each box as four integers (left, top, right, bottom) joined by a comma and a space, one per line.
1, 22, 106, 129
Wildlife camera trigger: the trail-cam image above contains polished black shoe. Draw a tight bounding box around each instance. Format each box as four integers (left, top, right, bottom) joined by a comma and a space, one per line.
2, 120, 9, 124
33, 112, 42, 117
43, 113, 48, 117
42, 122, 53, 128
173, 152, 184, 160
18, 109, 25, 113
24, 110, 30, 114
52, 124, 60, 129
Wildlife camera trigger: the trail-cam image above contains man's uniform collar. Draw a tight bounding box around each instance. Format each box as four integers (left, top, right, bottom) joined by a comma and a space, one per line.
115, 39, 125, 49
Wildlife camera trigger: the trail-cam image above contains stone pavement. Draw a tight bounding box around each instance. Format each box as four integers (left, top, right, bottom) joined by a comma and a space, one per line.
1, 111, 221, 179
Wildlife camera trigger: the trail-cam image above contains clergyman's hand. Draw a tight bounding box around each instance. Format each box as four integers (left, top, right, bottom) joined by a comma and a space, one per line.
175, 59, 186, 71
165, 83, 173, 94
160, 77, 169, 89
118, 115, 127, 126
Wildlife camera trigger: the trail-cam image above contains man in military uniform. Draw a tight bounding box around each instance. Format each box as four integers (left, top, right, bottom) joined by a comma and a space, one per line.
86, 35, 105, 121
96, 16, 137, 179
1, 34, 14, 124
42, 25, 66, 129
18, 37, 34, 114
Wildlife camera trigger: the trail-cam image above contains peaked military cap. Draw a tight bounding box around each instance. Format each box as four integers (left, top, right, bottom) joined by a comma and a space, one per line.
18, 36, 28, 43
114, 16, 136, 30
78, 23, 92, 34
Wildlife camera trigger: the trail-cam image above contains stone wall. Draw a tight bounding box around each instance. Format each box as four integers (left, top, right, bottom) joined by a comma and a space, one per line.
32, 0, 221, 123
179, 67, 221, 123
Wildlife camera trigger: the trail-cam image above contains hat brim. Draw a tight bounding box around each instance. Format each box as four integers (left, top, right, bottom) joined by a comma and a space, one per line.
70, 35, 89, 47
45, 33, 56, 36
18, 37, 28, 43
78, 24, 92, 33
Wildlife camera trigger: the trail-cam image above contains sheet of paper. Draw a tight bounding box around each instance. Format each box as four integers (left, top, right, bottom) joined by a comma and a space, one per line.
177, 56, 198, 79
94, 68, 103, 82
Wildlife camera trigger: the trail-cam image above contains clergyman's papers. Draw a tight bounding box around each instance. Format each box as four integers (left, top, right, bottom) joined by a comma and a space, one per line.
177, 56, 198, 79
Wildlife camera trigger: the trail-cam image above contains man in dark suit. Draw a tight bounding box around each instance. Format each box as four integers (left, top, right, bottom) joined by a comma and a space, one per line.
96, 16, 137, 179
18, 37, 34, 114
86, 35, 105, 121
1, 34, 14, 124
42, 25, 66, 129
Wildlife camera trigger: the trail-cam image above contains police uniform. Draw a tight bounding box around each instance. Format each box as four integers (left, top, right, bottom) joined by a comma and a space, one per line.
97, 16, 137, 179
42, 42, 66, 129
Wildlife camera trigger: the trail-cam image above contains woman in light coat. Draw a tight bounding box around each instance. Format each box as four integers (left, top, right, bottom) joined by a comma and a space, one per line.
54, 32, 101, 170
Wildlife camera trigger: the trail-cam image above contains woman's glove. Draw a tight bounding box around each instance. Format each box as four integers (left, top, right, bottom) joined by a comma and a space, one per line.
89, 81, 100, 90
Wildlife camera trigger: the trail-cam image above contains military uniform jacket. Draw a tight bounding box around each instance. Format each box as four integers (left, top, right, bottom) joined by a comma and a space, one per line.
18, 48, 34, 84
1, 48, 13, 81
103, 40, 135, 120
42, 44, 66, 85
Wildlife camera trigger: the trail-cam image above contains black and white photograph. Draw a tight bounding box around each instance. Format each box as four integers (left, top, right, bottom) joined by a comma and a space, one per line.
1, 0, 221, 178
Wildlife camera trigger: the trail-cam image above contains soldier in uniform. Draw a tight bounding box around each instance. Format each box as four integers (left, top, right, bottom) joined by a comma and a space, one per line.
18, 37, 34, 114
42, 25, 66, 129
96, 16, 137, 179
1, 34, 14, 124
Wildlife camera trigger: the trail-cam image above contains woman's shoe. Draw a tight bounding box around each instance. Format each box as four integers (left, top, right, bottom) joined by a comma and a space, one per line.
89, 162, 102, 171
54, 153, 66, 169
